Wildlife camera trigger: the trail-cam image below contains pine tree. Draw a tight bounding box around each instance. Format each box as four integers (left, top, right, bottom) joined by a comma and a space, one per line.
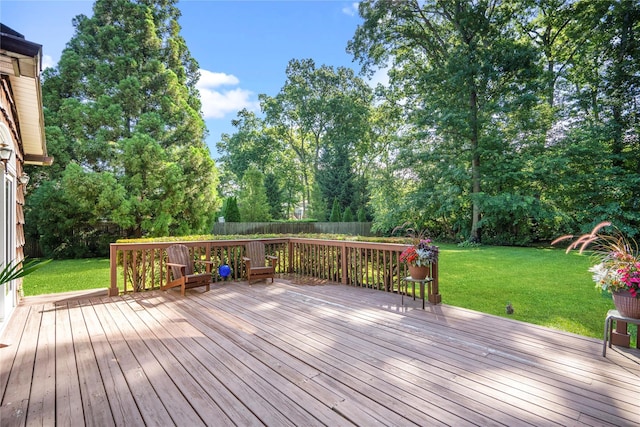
316, 139, 355, 214
264, 173, 284, 220
342, 207, 354, 222
238, 167, 271, 222
329, 199, 342, 222
224, 197, 241, 222
357, 207, 367, 222
33, 0, 219, 242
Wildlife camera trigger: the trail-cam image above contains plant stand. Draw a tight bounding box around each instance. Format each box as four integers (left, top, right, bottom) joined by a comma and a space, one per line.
401, 276, 435, 309
603, 309, 640, 356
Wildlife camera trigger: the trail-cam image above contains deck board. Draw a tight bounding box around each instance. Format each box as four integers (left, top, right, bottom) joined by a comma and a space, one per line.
264, 285, 634, 423
54, 301, 84, 426
26, 303, 56, 426
1, 280, 639, 426
79, 299, 144, 426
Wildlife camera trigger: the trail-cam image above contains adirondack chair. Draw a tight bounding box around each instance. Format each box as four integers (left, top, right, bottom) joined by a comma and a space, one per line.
162, 244, 212, 296
242, 241, 278, 284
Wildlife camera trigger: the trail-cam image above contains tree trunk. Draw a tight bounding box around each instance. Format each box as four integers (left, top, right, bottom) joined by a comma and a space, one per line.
469, 88, 481, 243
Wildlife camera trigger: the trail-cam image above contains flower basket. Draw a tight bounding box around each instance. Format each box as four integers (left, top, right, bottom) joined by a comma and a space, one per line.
408, 265, 429, 280
612, 290, 640, 319
553, 222, 640, 318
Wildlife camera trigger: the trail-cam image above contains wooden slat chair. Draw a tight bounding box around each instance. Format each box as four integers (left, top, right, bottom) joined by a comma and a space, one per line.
242, 241, 278, 284
162, 244, 212, 296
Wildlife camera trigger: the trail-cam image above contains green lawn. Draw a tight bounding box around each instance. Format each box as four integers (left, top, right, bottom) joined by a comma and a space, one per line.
438, 244, 617, 341
22, 258, 110, 296
22, 245, 632, 344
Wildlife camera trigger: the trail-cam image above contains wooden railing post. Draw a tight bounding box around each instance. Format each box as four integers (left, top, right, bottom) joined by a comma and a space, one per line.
109, 244, 119, 296
429, 261, 441, 304
288, 239, 294, 273
341, 242, 348, 285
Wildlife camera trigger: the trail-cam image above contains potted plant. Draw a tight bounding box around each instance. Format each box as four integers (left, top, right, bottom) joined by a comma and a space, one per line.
399, 239, 439, 279
552, 221, 640, 318
393, 222, 439, 280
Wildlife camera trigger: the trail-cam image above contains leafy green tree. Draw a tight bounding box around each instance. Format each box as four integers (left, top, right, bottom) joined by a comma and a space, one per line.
261, 58, 373, 218
349, 0, 542, 242
540, 0, 640, 235
329, 199, 342, 223
238, 167, 271, 222
216, 109, 278, 179
28, 0, 219, 249
25, 163, 127, 257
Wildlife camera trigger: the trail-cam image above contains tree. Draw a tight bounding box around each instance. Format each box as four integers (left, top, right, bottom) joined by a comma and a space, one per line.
316, 138, 355, 218
27, 0, 219, 250
238, 167, 271, 222
25, 163, 127, 257
223, 197, 241, 222
329, 199, 342, 222
349, 0, 542, 242
261, 58, 373, 218
216, 109, 278, 179
357, 207, 367, 222
540, 0, 640, 234
264, 173, 285, 220
342, 207, 354, 222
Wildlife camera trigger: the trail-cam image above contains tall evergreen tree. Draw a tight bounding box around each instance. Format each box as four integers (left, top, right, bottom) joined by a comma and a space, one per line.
238, 167, 271, 222
223, 197, 241, 222
342, 206, 354, 222
28, 0, 219, 248
316, 139, 355, 215
264, 173, 284, 220
329, 198, 342, 222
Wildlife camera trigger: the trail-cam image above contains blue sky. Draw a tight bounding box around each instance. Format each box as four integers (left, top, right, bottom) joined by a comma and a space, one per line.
1, 0, 382, 158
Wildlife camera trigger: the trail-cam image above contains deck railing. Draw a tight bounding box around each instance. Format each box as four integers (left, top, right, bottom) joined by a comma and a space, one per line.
109, 238, 440, 303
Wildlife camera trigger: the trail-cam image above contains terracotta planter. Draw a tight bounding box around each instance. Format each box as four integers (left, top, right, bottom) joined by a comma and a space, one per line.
408, 265, 429, 280
612, 290, 640, 319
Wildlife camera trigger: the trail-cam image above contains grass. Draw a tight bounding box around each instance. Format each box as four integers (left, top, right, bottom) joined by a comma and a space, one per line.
22, 258, 110, 296
438, 244, 625, 342
21, 245, 635, 345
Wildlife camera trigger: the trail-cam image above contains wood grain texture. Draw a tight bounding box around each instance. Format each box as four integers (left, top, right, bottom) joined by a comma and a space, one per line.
1, 282, 639, 426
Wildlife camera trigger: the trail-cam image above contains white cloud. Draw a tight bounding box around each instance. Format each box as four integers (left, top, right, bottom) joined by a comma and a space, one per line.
196, 69, 259, 119
41, 54, 55, 70
198, 69, 239, 87
342, 2, 359, 17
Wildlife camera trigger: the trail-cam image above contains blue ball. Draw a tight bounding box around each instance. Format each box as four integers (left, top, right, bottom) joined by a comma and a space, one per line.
218, 264, 231, 278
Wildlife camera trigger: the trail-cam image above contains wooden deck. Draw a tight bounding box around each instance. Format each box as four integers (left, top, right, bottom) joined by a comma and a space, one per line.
1, 279, 639, 426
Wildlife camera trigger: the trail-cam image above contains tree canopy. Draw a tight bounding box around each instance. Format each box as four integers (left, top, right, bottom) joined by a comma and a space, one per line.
25, 0, 640, 256
27, 0, 219, 257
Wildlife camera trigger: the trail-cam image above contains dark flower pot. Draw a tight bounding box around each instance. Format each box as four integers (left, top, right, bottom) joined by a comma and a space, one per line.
612, 290, 640, 319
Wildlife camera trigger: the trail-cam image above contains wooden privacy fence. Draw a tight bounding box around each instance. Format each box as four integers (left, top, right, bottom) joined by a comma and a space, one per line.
109, 238, 440, 303
212, 222, 375, 236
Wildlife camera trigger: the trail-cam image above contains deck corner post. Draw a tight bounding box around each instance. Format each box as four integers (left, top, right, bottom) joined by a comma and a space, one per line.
428, 260, 441, 304
109, 244, 119, 296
